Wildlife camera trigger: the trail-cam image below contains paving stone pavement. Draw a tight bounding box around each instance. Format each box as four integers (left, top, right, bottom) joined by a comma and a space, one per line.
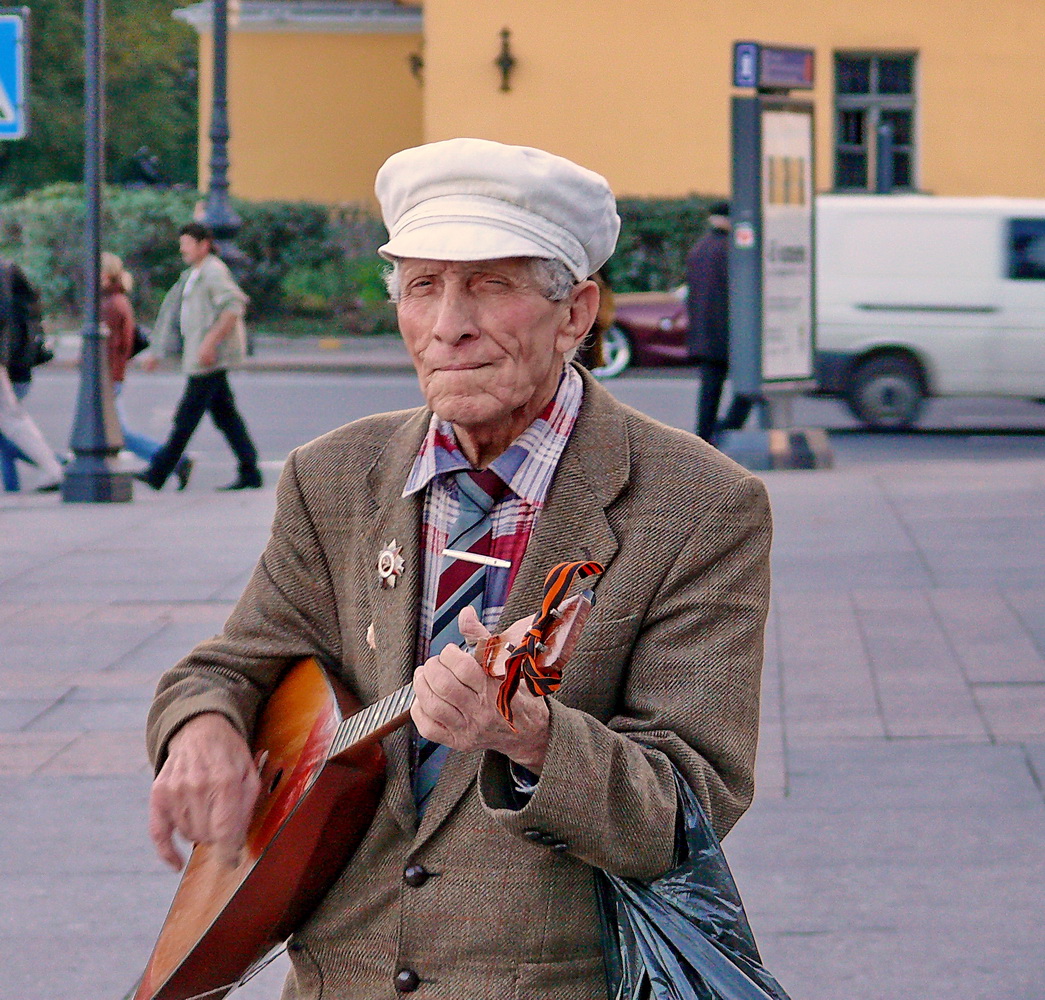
1, 389, 1043, 998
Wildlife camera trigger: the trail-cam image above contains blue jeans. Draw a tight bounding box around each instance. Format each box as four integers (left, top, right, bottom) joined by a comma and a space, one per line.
113, 383, 162, 462
0, 382, 32, 492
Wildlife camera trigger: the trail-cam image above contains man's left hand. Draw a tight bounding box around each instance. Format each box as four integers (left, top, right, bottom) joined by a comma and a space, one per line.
411, 607, 551, 773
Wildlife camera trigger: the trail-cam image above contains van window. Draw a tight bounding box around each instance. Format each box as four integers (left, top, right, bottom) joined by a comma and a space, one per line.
1008, 219, 1045, 280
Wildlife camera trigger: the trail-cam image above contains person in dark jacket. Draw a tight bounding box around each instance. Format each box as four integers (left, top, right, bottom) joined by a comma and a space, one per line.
686, 202, 753, 441
0, 261, 63, 492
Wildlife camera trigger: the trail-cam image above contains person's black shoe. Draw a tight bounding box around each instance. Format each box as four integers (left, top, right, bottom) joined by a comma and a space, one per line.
35, 481, 61, 493
134, 471, 163, 491
217, 469, 263, 491
174, 456, 194, 491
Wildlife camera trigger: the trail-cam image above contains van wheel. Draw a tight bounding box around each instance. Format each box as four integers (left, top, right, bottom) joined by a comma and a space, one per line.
846, 355, 924, 430
590, 325, 633, 379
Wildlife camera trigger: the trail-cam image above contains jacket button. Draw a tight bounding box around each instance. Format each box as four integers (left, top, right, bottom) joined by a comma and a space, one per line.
523, 828, 545, 842
403, 863, 430, 887
395, 968, 421, 993
539, 832, 559, 846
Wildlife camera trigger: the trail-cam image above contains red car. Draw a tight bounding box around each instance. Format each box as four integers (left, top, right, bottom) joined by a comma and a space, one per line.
591, 286, 691, 378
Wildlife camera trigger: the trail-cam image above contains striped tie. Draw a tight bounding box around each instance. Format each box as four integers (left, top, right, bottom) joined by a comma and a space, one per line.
413, 469, 508, 817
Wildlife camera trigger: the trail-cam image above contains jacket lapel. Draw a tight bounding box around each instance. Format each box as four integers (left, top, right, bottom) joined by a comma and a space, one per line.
411, 368, 631, 848
363, 408, 430, 834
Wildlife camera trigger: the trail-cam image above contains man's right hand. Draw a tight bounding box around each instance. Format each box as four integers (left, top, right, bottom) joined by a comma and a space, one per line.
141, 354, 160, 372
148, 713, 261, 871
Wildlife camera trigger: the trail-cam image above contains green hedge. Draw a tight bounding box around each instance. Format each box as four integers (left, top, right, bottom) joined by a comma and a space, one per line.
0, 184, 389, 330
0, 183, 198, 319
0, 184, 720, 329
605, 195, 722, 293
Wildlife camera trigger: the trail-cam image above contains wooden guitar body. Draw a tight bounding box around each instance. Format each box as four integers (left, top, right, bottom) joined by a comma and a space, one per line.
134, 658, 385, 1000
133, 565, 598, 1000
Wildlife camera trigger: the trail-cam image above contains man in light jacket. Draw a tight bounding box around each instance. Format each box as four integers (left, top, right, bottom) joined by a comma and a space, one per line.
137, 222, 262, 491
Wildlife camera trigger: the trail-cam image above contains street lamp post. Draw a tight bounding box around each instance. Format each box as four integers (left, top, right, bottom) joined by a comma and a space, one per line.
202, 0, 245, 262
62, 0, 132, 503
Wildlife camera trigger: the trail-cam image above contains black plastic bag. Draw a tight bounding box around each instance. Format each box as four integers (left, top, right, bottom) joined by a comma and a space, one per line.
595, 772, 792, 1000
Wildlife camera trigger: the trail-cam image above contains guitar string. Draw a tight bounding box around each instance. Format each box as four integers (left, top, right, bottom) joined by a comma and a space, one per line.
328, 682, 415, 758
167, 942, 289, 1000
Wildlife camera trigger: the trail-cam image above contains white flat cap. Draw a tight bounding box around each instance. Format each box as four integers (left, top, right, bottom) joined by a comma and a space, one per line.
375, 138, 620, 281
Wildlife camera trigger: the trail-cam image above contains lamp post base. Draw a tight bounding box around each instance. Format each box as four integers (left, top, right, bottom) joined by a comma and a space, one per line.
61, 455, 134, 503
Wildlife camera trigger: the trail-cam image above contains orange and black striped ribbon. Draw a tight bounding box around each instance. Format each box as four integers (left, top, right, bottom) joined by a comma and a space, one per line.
496, 560, 603, 727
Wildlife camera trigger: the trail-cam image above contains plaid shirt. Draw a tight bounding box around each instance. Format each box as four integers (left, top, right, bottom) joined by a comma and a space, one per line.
403, 365, 584, 661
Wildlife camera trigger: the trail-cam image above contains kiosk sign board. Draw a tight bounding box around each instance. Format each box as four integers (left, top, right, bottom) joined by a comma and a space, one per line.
760, 102, 814, 381
728, 95, 816, 391
723, 42, 831, 470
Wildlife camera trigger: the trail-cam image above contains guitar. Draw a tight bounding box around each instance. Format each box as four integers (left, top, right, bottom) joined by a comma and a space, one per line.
133, 561, 600, 1000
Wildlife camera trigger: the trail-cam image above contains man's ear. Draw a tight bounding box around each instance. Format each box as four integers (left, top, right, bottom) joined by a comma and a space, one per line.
558, 279, 600, 353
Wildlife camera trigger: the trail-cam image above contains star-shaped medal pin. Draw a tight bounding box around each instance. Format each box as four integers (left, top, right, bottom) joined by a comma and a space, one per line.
376, 539, 406, 589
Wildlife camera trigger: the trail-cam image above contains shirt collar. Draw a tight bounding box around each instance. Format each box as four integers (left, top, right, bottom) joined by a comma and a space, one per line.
403, 364, 584, 506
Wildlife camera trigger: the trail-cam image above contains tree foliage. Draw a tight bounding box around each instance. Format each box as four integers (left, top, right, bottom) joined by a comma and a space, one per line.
0, 0, 198, 194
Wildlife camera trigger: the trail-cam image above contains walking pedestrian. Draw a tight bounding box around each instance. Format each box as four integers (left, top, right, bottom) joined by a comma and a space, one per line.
136, 223, 261, 491
0, 259, 63, 493
686, 201, 754, 441
99, 252, 188, 485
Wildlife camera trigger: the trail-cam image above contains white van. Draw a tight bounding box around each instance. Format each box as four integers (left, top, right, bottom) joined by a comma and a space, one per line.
814, 194, 1045, 428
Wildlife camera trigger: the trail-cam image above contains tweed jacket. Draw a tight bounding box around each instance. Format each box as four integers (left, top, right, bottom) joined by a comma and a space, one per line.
146, 366, 773, 1000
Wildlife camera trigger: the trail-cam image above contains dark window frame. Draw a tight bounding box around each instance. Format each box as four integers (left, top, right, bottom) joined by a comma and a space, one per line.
834, 51, 918, 192
1008, 218, 1045, 281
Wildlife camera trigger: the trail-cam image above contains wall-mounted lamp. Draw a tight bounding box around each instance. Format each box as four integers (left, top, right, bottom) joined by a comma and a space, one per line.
408, 50, 424, 84
495, 27, 516, 92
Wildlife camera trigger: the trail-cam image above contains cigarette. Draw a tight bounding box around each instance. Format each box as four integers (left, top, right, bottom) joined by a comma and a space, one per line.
442, 548, 512, 569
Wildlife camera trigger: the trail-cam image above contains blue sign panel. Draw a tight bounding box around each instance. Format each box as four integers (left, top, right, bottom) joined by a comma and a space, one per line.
759, 46, 815, 90
732, 41, 815, 92
0, 8, 28, 139
733, 41, 759, 88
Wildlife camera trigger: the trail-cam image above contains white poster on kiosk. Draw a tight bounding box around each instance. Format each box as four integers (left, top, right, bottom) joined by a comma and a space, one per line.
760, 105, 814, 382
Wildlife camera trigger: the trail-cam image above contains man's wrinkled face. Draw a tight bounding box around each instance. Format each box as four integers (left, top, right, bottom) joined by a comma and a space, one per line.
395, 258, 580, 433
179, 234, 211, 267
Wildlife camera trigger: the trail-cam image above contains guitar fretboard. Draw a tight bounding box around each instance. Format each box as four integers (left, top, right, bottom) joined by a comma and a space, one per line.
327, 682, 415, 759
325, 635, 496, 761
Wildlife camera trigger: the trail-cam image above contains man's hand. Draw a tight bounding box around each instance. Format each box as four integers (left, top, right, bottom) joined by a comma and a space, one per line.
141, 354, 160, 373
411, 607, 551, 773
197, 309, 238, 368
197, 339, 219, 368
148, 713, 261, 871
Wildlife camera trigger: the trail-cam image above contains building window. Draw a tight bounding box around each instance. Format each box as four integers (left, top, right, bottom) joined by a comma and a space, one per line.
834, 52, 917, 191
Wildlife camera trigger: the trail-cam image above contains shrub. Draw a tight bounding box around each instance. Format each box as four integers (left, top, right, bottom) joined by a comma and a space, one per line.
0, 183, 718, 328
606, 195, 722, 293
0, 183, 198, 319
233, 199, 344, 316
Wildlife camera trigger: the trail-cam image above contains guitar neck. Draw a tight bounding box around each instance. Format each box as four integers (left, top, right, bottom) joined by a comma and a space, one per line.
327, 682, 414, 761
326, 635, 495, 763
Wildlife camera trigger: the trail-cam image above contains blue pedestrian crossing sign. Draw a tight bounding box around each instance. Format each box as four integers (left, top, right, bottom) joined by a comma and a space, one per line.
0, 8, 28, 140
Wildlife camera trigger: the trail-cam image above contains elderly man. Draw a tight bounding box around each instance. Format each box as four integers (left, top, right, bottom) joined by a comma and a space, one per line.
145, 139, 772, 999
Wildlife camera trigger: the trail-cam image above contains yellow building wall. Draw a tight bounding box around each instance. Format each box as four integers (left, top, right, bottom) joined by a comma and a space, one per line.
421, 0, 1045, 199
197, 28, 424, 204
